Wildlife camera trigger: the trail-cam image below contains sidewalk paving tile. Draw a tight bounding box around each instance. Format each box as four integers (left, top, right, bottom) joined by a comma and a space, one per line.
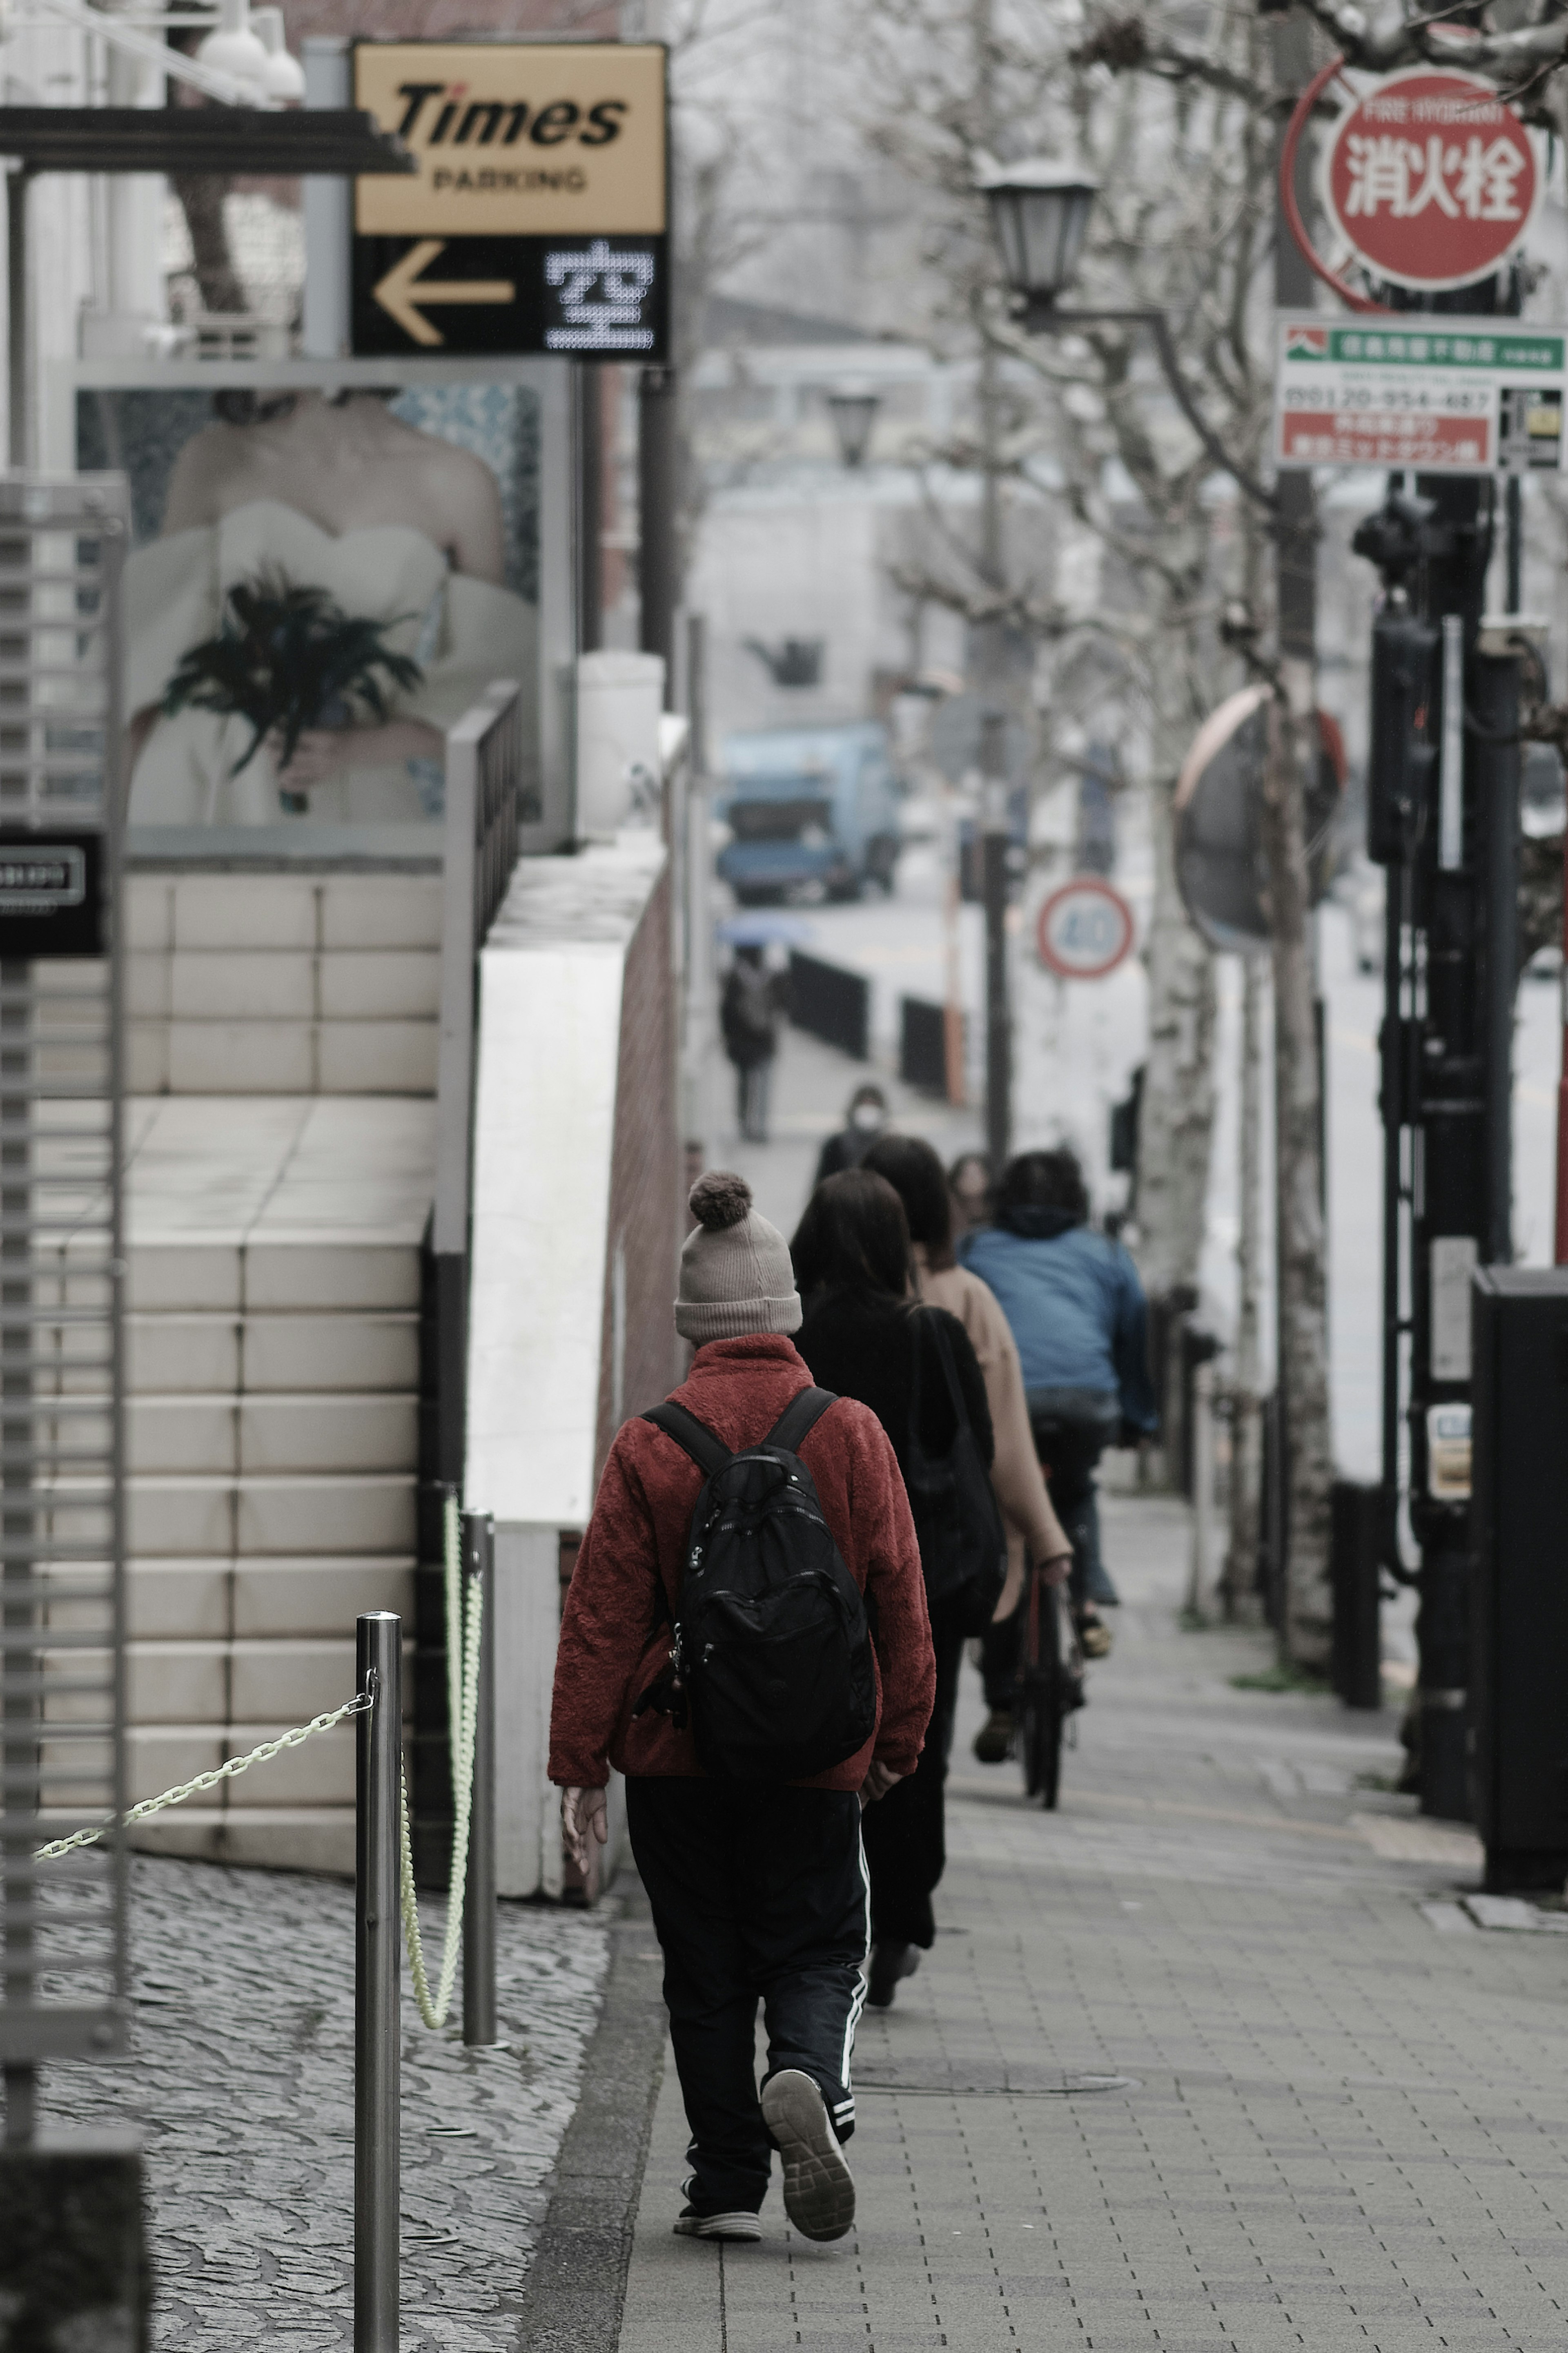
614, 1489, 1568, 2352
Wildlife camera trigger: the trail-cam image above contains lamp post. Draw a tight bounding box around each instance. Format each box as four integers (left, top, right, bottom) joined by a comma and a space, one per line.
826, 385, 881, 471
976, 158, 1277, 515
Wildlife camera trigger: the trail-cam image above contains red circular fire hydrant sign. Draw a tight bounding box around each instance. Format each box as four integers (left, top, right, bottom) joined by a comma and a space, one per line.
1036, 879, 1135, 980
1322, 69, 1539, 292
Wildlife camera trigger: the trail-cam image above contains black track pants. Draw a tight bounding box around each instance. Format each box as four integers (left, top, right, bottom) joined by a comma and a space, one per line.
859, 1601, 966, 1949
626, 1777, 871, 2215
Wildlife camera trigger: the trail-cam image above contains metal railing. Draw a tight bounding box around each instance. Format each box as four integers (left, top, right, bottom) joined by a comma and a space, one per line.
32, 1550, 498, 2353
0, 473, 129, 2146
355, 1513, 497, 2351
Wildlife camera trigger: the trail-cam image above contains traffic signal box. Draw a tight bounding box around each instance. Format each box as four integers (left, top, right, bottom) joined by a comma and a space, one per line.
1470, 1269, 1568, 1891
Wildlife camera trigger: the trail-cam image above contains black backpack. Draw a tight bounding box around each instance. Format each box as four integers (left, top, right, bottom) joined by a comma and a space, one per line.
635, 1387, 878, 1782
904, 1308, 1007, 1636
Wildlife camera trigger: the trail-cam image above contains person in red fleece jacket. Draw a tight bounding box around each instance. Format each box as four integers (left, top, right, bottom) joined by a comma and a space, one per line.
550, 1170, 934, 2249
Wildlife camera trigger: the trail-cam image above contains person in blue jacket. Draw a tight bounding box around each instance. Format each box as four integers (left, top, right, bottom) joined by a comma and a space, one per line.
961, 1147, 1157, 1751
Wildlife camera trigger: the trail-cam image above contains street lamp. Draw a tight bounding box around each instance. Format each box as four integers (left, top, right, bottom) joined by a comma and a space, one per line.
826, 384, 881, 470
975, 158, 1100, 319
977, 156, 1276, 514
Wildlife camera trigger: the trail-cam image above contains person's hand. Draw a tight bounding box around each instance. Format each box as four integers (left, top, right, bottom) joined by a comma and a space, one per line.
562, 1785, 608, 1876
272, 727, 353, 794
1037, 1550, 1073, 1589
861, 1761, 903, 1804
272, 716, 446, 798
991, 1554, 1024, 1623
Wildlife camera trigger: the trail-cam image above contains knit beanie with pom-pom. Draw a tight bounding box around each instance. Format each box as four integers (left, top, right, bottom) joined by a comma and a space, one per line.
676, 1170, 802, 1343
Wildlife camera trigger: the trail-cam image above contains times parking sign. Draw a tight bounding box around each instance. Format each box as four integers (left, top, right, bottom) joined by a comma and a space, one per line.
351, 42, 669, 360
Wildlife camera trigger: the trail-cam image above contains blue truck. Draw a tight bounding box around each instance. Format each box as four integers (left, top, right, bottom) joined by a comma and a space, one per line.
716, 721, 902, 904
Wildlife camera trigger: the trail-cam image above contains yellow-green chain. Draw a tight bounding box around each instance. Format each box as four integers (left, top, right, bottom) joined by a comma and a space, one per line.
38, 1493, 484, 2040
34, 1691, 375, 1862
397, 1491, 483, 2031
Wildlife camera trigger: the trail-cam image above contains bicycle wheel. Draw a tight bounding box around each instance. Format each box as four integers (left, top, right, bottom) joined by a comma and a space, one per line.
1017, 1572, 1064, 1807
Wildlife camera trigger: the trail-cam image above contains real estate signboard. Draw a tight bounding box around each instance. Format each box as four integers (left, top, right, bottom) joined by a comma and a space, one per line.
1273, 314, 1565, 475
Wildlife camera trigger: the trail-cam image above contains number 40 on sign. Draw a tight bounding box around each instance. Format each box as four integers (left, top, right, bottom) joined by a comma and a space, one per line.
1036, 879, 1136, 981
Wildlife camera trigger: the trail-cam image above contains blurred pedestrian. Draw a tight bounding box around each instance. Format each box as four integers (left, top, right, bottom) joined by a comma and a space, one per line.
948, 1149, 992, 1239
863, 1131, 1073, 1668
813, 1082, 888, 1186
550, 1170, 934, 2246
720, 946, 784, 1142
962, 1149, 1157, 1702
791, 1168, 993, 2009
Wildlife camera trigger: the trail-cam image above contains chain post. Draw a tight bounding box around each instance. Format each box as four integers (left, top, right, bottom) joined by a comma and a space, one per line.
462, 1513, 497, 2047
356, 1613, 401, 2353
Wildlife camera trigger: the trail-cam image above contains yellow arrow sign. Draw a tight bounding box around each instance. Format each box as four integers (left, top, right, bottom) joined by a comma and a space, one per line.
372, 239, 515, 349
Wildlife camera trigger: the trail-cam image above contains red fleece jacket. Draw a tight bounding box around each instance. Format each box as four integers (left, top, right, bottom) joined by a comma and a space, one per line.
548, 1334, 935, 1790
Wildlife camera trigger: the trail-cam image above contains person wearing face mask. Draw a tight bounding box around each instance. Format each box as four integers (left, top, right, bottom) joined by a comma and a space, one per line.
948, 1151, 992, 1240
813, 1084, 889, 1189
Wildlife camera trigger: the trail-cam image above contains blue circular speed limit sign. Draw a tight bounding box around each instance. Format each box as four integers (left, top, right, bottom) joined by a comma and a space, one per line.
1035, 879, 1136, 980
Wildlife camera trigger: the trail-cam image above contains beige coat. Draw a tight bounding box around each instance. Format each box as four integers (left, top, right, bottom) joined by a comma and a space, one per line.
914, 1246, 1071, 1615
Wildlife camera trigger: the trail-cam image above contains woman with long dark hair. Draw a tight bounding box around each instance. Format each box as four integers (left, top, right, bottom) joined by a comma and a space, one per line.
791, 1168, 993, 2008
948, 1149, 992, 1240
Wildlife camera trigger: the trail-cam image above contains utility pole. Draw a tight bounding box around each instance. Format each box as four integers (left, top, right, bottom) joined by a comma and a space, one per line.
973, 0, 1011, 1173
577, 365, 604, 656
977, 357, 1011, 1175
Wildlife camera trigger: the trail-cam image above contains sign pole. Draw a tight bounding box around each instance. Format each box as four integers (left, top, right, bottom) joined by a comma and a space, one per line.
303, 38, 352, 360
638, 365, 677, 708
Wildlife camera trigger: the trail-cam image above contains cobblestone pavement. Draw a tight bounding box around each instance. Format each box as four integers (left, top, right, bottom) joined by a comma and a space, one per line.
39, 1858, 608, 2351
618, 1493, 1568, 2352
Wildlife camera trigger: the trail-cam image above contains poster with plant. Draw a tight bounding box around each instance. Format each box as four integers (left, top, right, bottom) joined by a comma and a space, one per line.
78, 379, 539, 828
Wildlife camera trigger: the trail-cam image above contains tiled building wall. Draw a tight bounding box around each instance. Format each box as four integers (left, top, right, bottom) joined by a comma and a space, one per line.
125, 871, 442, 1095
594, 863, 681, 1475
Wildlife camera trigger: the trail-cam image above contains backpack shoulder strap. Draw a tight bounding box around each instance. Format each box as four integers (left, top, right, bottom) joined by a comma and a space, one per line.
765, 1385, 838, 1456
642, 1401, 733, 1481
924, 1307, 972, 1429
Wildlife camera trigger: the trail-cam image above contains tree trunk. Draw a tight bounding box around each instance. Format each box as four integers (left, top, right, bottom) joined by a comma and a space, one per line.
1134, 775, 1218, 1302
1261, 694, 1332, 1667
1223, 952, 1267, 1619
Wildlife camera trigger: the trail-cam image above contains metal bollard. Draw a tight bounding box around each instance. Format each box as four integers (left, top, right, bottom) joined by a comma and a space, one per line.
462, 1513, 498, 2047
1330, 1481, 1383, 1711
1186, 1363, 1216, 1617
355, 1612, 401, 2353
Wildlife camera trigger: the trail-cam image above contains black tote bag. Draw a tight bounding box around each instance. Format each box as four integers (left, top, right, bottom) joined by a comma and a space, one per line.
903, 1307, 1007, 1636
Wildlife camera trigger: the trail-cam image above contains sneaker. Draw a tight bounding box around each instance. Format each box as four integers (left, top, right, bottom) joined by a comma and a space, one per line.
973, 1708, 1014, 1763
866, 1941, 920, 2010
760, 2069, 855, 2243
673, 2206, 763, 2241
1077, 1610, 1113, 1659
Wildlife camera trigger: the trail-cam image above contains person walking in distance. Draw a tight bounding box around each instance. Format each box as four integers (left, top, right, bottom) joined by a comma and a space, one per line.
550, 1171, 934, 2246
962, 1148, 1157, 1711
791, 1169, 994, 2010
720, 945, 784, 1142
948, 1150, 992, 1240
813, 1082, 889, 1186
862, 1135, 1074, 1728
